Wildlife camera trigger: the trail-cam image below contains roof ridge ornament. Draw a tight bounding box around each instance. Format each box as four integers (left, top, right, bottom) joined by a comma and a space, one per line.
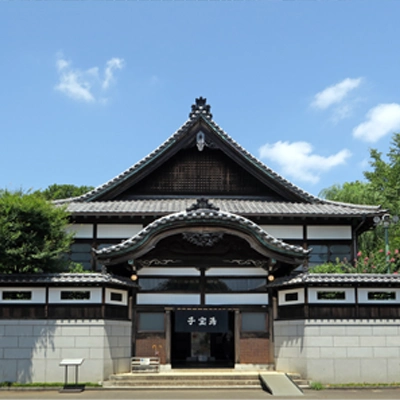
186, 198, 220, 212
189, 97, 213, 120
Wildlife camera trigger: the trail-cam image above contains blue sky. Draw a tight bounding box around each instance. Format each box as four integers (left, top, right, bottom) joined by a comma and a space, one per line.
1, 1, 400, 197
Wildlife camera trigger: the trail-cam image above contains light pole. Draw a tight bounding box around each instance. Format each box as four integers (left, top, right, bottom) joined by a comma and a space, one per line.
373, 214, 399, 273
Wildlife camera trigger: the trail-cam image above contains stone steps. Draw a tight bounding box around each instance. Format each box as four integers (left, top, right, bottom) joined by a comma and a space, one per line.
104, 371, 262, 389
103, 370, 309, 390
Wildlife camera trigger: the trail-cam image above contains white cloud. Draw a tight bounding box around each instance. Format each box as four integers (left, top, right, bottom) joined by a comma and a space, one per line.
352, 103, 400, 143
258, 141, 352, 184
55, 54, 124, 103
102, 58, 124, 90
312, 78, 363, 110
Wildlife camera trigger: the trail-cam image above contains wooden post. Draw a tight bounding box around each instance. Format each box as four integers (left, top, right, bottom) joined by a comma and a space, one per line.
234, 310, 240, 365
165, 310, 171, 365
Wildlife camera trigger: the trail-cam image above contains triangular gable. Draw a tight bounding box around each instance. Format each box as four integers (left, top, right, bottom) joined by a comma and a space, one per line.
57, 97, 320, 204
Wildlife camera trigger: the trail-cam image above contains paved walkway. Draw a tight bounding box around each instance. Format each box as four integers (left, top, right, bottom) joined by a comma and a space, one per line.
1, 388, 400, 400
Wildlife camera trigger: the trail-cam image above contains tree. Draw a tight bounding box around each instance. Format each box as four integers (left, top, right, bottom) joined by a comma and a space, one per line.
319, 181, 383, 206
319, 132, 400, 253
37, 184, 94, 201
364, 133, 400, 214
0, 190, 74, 274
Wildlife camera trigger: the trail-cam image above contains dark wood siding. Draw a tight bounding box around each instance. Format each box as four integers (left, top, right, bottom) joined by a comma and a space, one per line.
117, 147, 286, 199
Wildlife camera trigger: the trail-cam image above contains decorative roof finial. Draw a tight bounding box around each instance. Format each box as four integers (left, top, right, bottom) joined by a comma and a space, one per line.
186, 198, 220, 212
189, 97, 212, 120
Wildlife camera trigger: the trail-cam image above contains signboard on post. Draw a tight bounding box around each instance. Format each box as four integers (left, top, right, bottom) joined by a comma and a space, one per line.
175, 310, 229, 333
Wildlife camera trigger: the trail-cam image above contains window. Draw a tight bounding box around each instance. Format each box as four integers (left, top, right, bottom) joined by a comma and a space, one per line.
65, 243, 92, 270
2, 291, 32, 301
367, 291, 396, 301
317, 291, 346, 300
139, 278, 200, 291
138, 312, 165, 332
206, 278, 266, 292
285, 292, 298, 302
60, 291, 91, 300
110, 292, 123, 302
308, 243, 351, 267
241, 312, 267, 332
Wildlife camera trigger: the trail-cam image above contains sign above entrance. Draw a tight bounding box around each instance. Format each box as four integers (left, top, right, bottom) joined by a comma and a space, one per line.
175, 310, 229, 333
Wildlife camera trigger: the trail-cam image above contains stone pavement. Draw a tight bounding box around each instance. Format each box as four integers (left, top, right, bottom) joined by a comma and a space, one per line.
1, 388, 400, 400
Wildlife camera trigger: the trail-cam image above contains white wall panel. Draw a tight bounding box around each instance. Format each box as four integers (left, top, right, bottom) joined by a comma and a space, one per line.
278, 288, 305, 306
105, 288, 129, 305
137, 267, 200, 276
205, 293, 268, 305
66, 224, 93, 239
260, 225, 303, 239
0, 288, 46, 304
308, 287, 355, 304
358, 288, 400, 304
97, 224, 143, 239
307, 225, 352, 240
137, 293, 200, 305
48, 287, 102, 304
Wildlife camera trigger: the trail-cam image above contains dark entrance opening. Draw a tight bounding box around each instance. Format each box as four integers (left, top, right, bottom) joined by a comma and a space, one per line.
171, 310, 234, 368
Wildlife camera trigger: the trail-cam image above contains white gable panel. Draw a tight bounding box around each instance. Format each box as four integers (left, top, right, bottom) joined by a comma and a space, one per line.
66, 224, 93, 239
307, 226, 352, 239
260, 225, 303, 239
97, 224, 143, 239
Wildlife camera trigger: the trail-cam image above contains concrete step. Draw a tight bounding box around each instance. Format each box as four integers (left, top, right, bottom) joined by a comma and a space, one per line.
109, 374, 260, 381
104, 371, 263, 389
104, 380, 261, 388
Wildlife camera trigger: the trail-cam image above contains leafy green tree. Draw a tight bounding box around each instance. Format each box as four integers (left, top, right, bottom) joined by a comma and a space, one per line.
364, 133, 400, 214
319, 181, 383, 206
0, 190, 74, 274
319, 181, 383, 252
319, 132, 400, 255
37, 184, 94, 201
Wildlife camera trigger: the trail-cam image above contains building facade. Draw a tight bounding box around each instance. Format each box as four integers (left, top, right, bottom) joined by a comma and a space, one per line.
2, 97, 397, 384
56, 97, 384, 371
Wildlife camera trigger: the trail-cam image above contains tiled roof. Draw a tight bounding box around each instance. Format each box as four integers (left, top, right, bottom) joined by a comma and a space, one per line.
65, 198, 381, 217
0, 273, 138, 287
55, 98, 381, 212
95, 206, 311, 258
270, 273, 400, 287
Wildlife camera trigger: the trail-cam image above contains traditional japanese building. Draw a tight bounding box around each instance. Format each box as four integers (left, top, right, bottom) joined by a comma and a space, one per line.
52, 97, 384, 370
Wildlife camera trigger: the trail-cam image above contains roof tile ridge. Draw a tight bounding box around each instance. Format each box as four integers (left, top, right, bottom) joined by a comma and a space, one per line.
320, 198, 383, 210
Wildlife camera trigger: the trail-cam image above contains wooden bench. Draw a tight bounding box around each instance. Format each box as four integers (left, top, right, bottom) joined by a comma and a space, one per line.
131, 357, 160, 373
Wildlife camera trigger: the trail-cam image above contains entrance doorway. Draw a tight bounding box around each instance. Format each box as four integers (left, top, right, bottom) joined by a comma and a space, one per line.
171, 310, 234, 368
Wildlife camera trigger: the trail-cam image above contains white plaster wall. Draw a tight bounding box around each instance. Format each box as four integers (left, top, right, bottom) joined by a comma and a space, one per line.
66, 224, 93, 239
0, 319, 131, 384
97, 224, 142, 239
206, 293, 269, 305
137, 293, 200, 305
260, 225, 303, 239
274, 319, 400, 384
307, 225, 352, 239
